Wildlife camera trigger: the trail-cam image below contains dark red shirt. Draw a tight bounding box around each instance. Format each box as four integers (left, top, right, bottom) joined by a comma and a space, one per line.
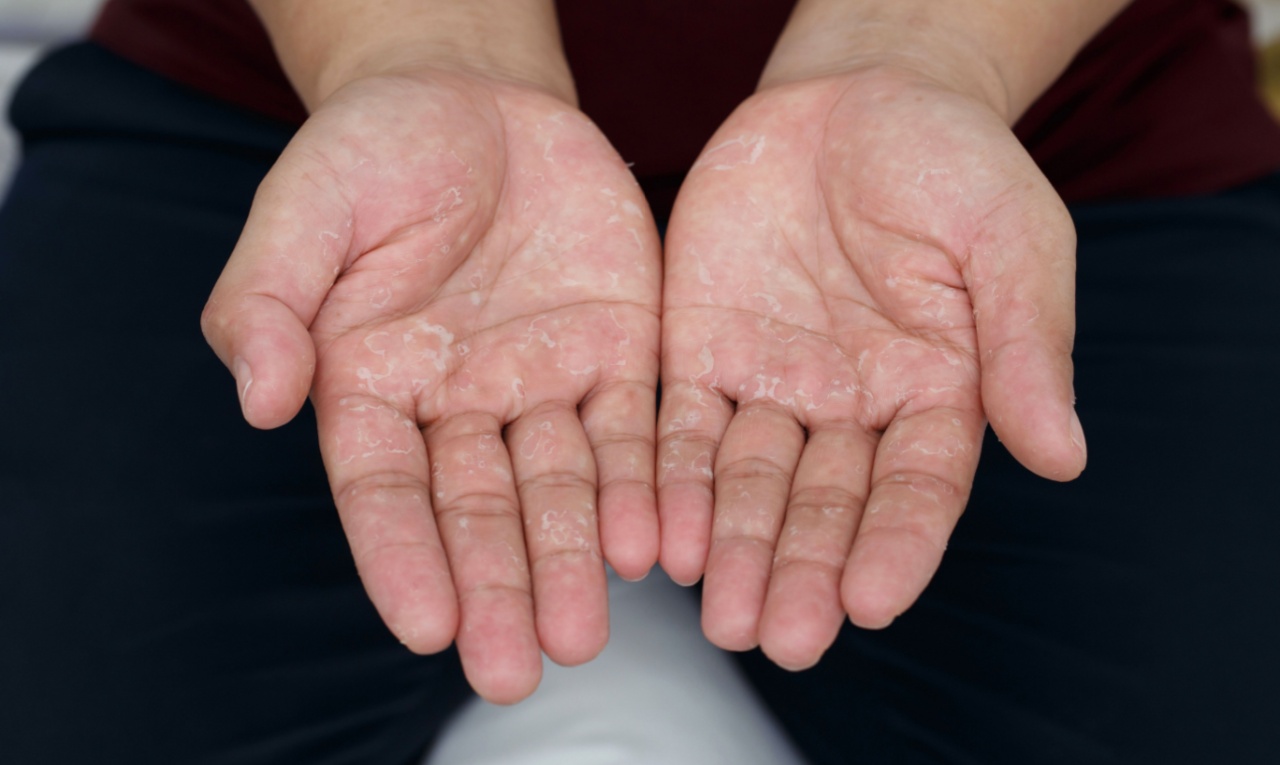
91, 0, 1280, 218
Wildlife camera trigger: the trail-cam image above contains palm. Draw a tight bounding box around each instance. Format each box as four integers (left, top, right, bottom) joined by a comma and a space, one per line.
207, 72, 661, 702
659, 72, 1083, 668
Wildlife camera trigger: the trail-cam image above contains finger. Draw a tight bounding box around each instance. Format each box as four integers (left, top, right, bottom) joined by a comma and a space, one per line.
425, 411, 542, 704
655, 379, 734, 585
201, 154, 352, 428
314, 392, 458, 656
966, 185, 1085, 480
580, 379, 659, 582
702, 404, 805, 651
758, 423, 876, 670
841, 405, 985, 628
508, 401, 609, 668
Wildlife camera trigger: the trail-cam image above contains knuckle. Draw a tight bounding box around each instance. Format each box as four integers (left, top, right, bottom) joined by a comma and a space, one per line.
435, 493, 520, 522
717, 455, 792, 485
517, 469, 594, 495
789, 485, 866, 513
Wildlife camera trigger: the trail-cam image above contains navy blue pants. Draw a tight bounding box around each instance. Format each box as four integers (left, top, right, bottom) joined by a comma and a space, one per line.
2, 44, 1277, 764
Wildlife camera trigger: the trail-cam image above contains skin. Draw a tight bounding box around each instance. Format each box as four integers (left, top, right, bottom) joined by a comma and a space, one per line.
204, 0, 1131, 702
202, 69, 662, 703
658, 0, 1128, 669
659, 68, 1082, 669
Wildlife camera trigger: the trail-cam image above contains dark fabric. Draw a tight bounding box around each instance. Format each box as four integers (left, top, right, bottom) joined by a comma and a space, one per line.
89, 0, 306, 126
88, 0, 1280, 220
0, 44, 471, 765
737, 173, 1280, 764
4, 38, 1280, 765
1015, 0, 1280, 202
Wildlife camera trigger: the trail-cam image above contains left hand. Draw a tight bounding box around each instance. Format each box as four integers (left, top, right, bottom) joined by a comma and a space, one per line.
658, 68, 1086, 669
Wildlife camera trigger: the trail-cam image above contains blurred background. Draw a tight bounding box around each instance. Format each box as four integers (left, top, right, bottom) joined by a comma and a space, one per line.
0, 0, 1278, 181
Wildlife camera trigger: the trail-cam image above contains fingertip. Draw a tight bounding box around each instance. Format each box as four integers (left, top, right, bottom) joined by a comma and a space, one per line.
758, 618, 828, 671
393, 615, 458, 658
992, 404, 1087, 482
1067, 408, 1088, 473
657, 484, 713, 586
205, 294, 315, 429
535, 586, 610, 669
983, 349, 1087, 481
599, 487, 660, 582
841, 586, 899, 631
604, 521, 658, 580
701, 605, 759, 652
245, 337, 315, 431
542, 623, 608, 668
610, 556, 655, 583
760, 645, 824, 672
847, 608, 897, 631
468, 656, 544, 706
237, 347, 314, 430
232, 355, 255, 417
658, 539, 706, 587
361, 551, 460, 657
840, 539, 926, 630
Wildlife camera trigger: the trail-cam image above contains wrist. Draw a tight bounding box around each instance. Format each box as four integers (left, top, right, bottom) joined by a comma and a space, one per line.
760, 11, 1013, 122
249, 0, 576, 110
759, 0, 1128, 124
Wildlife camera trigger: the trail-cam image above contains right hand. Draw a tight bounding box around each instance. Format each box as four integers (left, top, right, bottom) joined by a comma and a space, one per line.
201, 69, 662, 703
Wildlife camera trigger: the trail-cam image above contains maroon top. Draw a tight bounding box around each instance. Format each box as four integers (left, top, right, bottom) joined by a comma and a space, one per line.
91, 0, 1280, 217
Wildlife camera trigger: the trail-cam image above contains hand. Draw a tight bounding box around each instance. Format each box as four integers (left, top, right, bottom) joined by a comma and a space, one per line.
658, 69, 1085, 669
202, 70, 661, 702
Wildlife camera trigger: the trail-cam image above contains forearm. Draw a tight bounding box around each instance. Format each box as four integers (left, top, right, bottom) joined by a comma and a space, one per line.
760, 0, 1130, 123
247, 0, 575, 109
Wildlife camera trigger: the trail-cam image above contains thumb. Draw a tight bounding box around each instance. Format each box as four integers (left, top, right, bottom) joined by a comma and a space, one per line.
201, 150, 353, 429
965, 177, 1086, 481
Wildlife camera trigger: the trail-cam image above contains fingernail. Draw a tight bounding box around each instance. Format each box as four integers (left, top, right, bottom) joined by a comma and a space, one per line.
1069, 410, 1087, 462
232, 356, 253, 415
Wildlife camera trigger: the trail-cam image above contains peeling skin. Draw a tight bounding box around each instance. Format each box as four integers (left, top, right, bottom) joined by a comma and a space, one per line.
352, 427, 413, 460
752, 292, 782, 314
401, 321, 455, 373
666, 408, 703, 433
732, 507, 775, 539
698, 345, 716, 377
688, 245, 716, 288
430, 186, 465, 223
432, 461, 445, 499
519, 421, 557, 460
534, 510, 592, 549
695, 133, 767, 171
517, 315, 558, 350
660, 444, 713, 479
331, 403, 417, 466
370, 286, 393, 308
356, 364, 394, 396
887, 436, 969, 459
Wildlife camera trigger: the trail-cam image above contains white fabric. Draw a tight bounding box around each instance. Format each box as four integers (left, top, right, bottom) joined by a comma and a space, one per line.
424, 569, 809, 765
